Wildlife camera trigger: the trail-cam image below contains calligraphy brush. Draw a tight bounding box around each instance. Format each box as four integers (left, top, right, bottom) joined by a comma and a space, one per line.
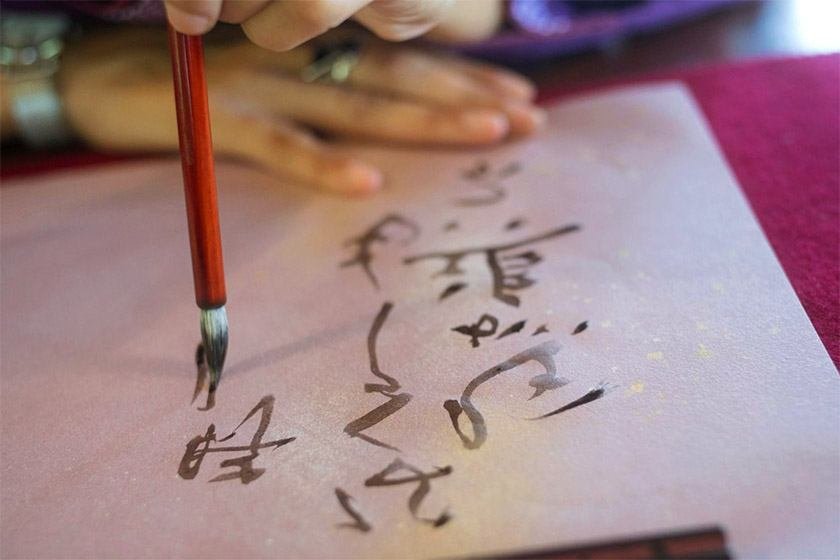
167, 24, 228, 394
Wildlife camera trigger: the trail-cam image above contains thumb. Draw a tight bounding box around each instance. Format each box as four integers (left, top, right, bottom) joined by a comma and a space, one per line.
354, 0, 453, 41
164, 0, 224, 35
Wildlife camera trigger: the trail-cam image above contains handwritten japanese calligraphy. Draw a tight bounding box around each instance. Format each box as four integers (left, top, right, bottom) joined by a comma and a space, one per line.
443, 340, 568, 450
178, 395, 296, 484
335, 487, 372, 533
497, 320, 526, 339
452, 314, 500, 348
572, 320, 588, 335
344, 302, 412, 451
404, 224, 581, 306
341, 214, 420, 289
452, 315, 539, 348
364, 458, 452, 527
455, 160, 522, 207
530, 382, 613, 420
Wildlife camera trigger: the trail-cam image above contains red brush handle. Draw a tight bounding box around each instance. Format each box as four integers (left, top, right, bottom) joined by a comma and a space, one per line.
167, 24, 226, 309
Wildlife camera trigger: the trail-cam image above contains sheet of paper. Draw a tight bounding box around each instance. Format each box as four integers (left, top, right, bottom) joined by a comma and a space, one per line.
2, 84, 837, 559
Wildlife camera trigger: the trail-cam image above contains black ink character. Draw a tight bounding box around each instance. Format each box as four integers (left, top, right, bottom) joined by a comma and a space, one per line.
532, 324, 550, 336
462, 160, 489, 180
344, 302, 412, 451
443, 340, 568, 450
364, 458, 452, 527
438, 282, 467, 301
529, 382, 613, 420
451, 315, 528, 348
572, 320, 588, 335
335, 488, 372, 532
455, 160, 521, 207
498, 162, 521, 177
452, 314, 499, 348
496, 320, 526, 339
341, 214, 420, 289
404, 224, 580, 306
178, 395, 296, 484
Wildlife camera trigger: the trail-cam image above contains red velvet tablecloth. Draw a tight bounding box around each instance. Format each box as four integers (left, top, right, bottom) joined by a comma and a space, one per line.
3, 54, 838, 366
539, 54, 839, 368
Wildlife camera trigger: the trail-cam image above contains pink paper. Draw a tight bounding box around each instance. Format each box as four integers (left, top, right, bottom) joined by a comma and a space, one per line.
2, 84, 837, 559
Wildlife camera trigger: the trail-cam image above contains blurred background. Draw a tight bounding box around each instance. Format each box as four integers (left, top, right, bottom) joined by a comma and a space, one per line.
505, 0, 840, 88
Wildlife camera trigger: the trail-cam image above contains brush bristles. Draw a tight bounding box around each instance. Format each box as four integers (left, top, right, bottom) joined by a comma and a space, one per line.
200, 306, 228, 392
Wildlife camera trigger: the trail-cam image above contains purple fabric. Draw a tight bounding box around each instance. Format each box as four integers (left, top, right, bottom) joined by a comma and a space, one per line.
64, 0, 165, 22
509, 0, 578, 36
3, 0, 164, 22
457, 0, 736, 62
4, 0, 735, 63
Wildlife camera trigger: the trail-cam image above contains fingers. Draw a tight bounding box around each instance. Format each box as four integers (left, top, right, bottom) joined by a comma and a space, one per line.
239, 70, 510, 144
62, 52, 381, 195
348, 46, 544, 135
218, 0, 271, 24
353, 0, 453, 41
211, 99, 382, 195
164, 0, 223, 34
424, 0, 503, 43
169, 0, 451, 46
441, 56, 543, 134
241, 0, 372, 52
443, 56, 536, 101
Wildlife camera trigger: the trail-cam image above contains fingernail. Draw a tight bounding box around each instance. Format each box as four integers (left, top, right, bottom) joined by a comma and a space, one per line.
504, 104, 547, 135
461, 111, 510, 142
325, 162, 382, 196
167, 7, 215, 34
346, 164, 383, 195
498, 75, 537, 101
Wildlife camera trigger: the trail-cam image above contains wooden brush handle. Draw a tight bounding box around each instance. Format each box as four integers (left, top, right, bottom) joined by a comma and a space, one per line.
167, 25, 226, 309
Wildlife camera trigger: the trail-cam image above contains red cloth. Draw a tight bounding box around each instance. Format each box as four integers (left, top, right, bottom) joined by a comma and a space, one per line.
539, 54, 840, 368
3, 55, 838, 365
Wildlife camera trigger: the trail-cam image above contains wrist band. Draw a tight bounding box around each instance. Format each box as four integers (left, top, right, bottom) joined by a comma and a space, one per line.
9, 75, 71, 148
1, 13, 72, 148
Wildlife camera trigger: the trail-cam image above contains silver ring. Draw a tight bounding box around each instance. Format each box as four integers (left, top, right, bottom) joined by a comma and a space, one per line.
300, 43, 360, 84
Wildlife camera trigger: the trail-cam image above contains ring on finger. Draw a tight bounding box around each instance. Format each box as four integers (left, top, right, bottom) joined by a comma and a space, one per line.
300, 41, 360, 84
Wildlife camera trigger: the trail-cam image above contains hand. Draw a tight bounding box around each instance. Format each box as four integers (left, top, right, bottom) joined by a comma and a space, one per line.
164, 0, 502, 49
59, 27, 543, 195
